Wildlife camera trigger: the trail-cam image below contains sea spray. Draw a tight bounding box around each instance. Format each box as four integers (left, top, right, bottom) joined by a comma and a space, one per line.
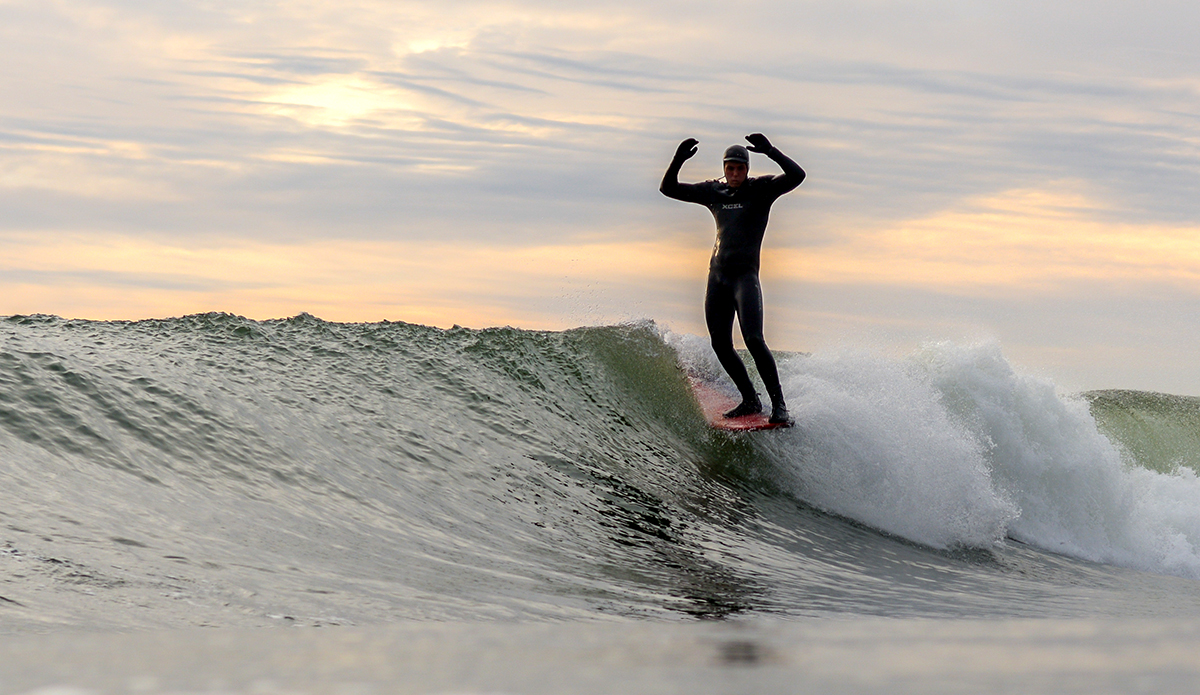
709, 338, 1200, 580
916, 342, 1200, 579
665, 328, 1200, 579
664, 330, 1023, 549
770, 346, 1018, 550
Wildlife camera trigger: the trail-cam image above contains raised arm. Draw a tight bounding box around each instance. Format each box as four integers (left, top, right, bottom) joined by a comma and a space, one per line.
660, 138, 707, 203
746, 133, 805, 194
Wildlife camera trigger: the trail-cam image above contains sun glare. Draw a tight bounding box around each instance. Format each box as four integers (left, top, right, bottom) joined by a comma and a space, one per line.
261, 77, 417, 128
405, 38, 468, 54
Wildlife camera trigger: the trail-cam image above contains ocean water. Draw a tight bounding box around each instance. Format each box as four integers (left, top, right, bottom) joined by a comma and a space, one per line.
3, 312, 1200, 639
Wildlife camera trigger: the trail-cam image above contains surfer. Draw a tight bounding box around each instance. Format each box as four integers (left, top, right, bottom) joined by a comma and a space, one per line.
660, 133, 805, 424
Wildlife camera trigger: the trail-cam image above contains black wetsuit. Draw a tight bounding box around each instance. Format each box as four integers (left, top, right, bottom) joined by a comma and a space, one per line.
660, 147, 805, 409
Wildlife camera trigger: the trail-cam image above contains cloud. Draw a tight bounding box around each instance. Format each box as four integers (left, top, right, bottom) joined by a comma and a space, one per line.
6, 0, 1197, 240
764, 183, 1200, 292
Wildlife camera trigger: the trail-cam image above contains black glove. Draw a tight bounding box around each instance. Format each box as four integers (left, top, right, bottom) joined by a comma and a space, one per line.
673, 138, 699, 163
745, 133, 773, 154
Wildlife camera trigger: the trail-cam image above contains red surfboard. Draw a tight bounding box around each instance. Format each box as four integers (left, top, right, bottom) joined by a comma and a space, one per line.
688, 377, 793, 432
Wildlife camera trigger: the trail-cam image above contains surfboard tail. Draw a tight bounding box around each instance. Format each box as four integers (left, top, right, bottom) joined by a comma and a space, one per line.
688, 376, 793, 432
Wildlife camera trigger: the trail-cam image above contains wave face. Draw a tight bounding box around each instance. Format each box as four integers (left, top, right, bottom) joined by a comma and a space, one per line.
4, 313, 1200, 631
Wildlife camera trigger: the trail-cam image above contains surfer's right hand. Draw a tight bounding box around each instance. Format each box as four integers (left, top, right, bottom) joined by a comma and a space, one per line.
673, 138, 699, 163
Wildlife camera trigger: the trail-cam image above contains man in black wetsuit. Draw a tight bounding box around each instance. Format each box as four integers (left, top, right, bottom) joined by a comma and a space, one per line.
660, 133, 805, 424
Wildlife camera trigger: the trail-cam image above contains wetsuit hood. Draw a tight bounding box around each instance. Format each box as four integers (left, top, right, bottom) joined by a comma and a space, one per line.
722, 145, 749, 164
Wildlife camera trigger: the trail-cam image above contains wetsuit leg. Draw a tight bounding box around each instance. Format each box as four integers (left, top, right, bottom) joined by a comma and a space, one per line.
731, 273, 785, 407
705, 273, 757, 401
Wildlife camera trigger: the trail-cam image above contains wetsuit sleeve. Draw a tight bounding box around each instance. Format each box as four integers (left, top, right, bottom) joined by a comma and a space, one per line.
760, 147, 806, 197
660, 159, 712, 204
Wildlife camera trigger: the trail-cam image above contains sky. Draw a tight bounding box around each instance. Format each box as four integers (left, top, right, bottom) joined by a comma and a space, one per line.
3, 0, 1200, 395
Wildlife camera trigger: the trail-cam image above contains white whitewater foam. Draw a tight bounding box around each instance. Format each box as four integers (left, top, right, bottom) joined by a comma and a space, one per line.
774, 345, 1018, 550
668, 330, 1200, 579
913, 341, 1200, 579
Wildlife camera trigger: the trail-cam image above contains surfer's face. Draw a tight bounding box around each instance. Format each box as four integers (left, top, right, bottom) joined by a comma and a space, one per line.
724, 161, 747, 188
